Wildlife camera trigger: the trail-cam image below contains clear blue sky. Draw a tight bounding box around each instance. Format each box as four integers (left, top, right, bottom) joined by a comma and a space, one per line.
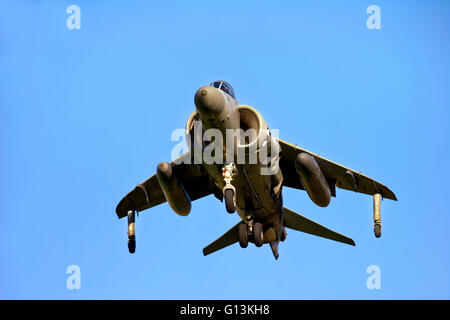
1, 0, 449, 299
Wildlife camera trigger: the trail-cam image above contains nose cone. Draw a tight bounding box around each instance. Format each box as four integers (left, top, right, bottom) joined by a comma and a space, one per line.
194, 86, 225, 118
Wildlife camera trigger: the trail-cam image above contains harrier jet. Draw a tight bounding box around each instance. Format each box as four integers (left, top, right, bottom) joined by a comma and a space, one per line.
116, 81, 397, 259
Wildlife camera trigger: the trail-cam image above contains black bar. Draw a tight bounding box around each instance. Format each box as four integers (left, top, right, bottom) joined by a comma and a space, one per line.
0, 300, 447, 319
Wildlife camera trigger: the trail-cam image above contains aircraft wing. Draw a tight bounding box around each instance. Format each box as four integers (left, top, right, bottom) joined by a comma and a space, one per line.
277, 138, 397, 201
115, 152, 214, 218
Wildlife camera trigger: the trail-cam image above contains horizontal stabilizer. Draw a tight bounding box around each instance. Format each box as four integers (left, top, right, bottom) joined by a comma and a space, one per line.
283, 207, 355, 246
203, 221, 242, 256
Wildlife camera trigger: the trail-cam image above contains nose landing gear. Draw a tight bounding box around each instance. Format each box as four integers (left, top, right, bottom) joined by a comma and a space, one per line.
222, 163, 237, 214
224, 189, 236, 214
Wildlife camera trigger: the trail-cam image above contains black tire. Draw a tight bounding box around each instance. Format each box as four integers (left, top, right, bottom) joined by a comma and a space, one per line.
128, 236, 136, 254
224, 189, 235, 214
280, 227, 287, 242
238, 223, 248, 248
253, 222, 264, 247
374, 224, 381, 238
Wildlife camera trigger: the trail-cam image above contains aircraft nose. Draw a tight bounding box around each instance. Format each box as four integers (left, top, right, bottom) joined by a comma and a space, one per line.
194, 86, 225, 118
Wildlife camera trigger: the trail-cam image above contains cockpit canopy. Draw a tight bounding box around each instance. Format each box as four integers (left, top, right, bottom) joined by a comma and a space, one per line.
210, 80, 235, 99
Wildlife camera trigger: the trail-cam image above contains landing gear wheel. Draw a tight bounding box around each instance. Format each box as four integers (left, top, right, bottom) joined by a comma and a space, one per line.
128, 235, 136, 254
374, 224, 381, 238
280, 227, 287, 242
224, 189, 235, 214
238, 223, 248, 248
253, 222, 264, 247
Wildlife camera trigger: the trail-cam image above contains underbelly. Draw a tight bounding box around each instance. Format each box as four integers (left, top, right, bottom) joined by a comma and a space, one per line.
234, 164, 279, 220
203, 162, 281, 221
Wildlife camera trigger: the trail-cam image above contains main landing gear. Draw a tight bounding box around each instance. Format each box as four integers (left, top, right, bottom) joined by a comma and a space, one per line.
238, 221, 264, 248
253, 222, 264, 247
238, 223, 248, 248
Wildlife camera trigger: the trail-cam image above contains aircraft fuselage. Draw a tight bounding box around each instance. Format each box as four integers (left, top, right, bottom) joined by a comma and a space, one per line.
193, 84, 284, 247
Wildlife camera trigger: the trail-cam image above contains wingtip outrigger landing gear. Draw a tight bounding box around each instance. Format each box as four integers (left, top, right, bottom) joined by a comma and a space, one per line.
127, 209, 136, 253
222, 163, 237, 214
373, 193, 382, 238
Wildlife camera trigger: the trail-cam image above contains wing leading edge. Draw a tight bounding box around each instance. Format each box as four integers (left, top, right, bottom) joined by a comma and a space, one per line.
116, 152, 214, 219
277, 138, 397, 201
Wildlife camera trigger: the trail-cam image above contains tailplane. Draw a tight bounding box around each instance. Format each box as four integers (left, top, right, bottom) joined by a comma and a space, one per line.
282, 207, 355, 246
203, 221, 241, 256
202, 207, 354, 258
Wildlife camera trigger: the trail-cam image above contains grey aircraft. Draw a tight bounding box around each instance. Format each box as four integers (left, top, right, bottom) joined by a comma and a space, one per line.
116, 80, 397, 259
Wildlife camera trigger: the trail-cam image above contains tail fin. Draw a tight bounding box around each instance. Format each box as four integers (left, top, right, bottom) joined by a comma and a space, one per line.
283, 207, 355, 246
203, 221, 242, 256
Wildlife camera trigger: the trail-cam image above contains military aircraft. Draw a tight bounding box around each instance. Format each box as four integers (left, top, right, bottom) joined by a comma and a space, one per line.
116, 80, 397, 259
